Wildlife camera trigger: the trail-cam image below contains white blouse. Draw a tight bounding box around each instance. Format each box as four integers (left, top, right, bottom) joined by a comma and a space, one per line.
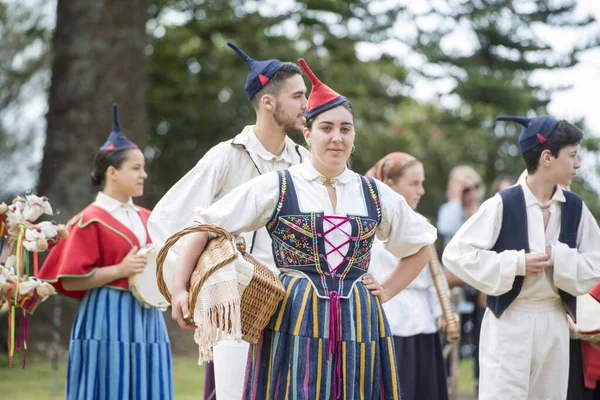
148, 126, 309, 272
370, 237, 443, 337
442, 181, 600, 300
194, 160, 437, 275
94, 192, 147, 246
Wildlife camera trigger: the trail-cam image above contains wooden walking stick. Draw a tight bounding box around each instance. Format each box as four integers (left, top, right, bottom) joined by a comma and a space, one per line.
429, 244, 460, 341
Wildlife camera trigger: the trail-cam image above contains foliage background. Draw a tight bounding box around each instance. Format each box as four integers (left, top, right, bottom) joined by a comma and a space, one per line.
0, 1, 599, 380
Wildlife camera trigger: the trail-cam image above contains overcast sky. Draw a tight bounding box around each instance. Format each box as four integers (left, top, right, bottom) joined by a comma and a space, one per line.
354, 0, 600, 135
543, 1, 600, 134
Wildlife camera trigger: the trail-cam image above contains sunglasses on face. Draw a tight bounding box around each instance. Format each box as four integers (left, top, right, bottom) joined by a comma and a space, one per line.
463, 183, 481, 194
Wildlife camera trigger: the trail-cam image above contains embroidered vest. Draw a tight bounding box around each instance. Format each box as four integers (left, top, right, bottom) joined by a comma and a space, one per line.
266, 170, 381, 299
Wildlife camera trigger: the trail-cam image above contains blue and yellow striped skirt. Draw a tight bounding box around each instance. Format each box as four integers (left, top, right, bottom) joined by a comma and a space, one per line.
243, 274, 401, 399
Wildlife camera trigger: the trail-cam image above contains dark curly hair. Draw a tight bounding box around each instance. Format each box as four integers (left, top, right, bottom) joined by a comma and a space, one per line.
522, 120, 583, 174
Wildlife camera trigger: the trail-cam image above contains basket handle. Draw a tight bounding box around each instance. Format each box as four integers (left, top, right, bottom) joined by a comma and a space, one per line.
155, 224, 235, 302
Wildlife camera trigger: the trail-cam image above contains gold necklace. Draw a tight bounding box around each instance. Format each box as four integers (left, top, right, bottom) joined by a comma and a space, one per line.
320, 176, 337, 186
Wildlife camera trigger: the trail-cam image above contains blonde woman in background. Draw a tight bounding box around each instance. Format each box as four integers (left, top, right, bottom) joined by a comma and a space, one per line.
437, 165, 484, 387
437, 165, 483, 248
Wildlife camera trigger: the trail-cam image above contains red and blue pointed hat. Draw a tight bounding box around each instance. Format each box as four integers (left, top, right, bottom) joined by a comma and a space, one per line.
298, 58, 347, 120
496, 115, 558, 153
227, 42, 282, 101
99, 104, 138, 152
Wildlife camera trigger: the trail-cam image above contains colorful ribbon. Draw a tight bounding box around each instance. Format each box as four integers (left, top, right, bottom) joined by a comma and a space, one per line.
328, 290, 342, 399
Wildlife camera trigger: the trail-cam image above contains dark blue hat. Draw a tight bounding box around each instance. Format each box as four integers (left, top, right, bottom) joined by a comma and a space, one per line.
496, 115, 559, 153
227, 42, 282, 100
100, 104, 138, 152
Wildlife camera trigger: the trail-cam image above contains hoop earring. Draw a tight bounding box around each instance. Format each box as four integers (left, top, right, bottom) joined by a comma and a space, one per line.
351, 144, 356, 154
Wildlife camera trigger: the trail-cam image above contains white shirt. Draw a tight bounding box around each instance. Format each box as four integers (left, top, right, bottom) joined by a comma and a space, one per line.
370, 236, 443, 336
442, 180, 600, 300
193, 160, 437, 274
94, 192, 147, 246
148, 126, 309, 271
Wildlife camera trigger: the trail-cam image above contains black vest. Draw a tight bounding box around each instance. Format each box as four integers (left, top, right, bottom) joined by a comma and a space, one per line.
486, 185, 582, 319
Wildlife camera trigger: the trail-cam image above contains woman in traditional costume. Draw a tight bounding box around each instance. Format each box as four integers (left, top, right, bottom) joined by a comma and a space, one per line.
39, 105, 174, 400
367, 152, 449, 400
171, 59, 437, 399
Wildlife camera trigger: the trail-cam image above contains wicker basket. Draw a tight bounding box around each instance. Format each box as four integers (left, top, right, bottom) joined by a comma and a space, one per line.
155, 224, 285, 344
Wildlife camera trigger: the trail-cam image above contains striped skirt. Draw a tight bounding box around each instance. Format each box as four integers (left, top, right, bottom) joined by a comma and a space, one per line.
243, 275, 401, 399
66, 287, 174, 400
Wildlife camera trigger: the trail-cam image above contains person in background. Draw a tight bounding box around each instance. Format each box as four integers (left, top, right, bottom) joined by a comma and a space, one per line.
147, 42, 309, 399
39, 105, 174, 400
437, 165, 483, 249
490, 175, 515, 196
367, 152, 449, 400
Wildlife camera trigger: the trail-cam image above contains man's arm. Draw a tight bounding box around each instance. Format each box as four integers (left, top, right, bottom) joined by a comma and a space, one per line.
148, 145, 228, 249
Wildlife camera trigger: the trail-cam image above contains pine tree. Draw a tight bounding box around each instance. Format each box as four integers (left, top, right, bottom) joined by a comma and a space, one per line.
38, 0, 149, 216
145, 0, 410, 202
0, 2, 52, 198
400, 0, 600, 214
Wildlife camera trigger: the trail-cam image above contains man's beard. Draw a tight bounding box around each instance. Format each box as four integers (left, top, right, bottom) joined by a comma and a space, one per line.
274, 104, 303, 134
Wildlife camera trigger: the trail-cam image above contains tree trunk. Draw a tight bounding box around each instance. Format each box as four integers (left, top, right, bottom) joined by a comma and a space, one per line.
38, 0, 148, 218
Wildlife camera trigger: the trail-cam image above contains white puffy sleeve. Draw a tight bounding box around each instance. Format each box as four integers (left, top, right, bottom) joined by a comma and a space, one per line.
194, 171, 280, 235
374, 180, 437, 259
147, 143, 230, 248
441, 195, 527, 296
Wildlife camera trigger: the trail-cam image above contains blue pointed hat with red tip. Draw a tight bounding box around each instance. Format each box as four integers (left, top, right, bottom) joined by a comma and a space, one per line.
298, 58, 347, 120
100, 104, 138, 152
227, 42, 282, 100
496, 115, 559, 153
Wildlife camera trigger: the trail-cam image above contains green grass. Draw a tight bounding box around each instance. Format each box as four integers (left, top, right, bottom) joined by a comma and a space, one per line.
1, 353, 478, 399
0, 354, 205, 400
457, 357, 477, 393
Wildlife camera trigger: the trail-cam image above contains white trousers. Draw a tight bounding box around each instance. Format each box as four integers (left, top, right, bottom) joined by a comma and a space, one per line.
479, 298, 569, 400
213, 339, 250, 400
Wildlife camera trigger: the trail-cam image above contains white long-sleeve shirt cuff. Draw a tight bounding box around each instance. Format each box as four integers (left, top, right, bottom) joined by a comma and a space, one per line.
516, 250, 527, 276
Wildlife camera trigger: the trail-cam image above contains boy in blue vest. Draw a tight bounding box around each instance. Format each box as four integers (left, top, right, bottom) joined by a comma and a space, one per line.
442, 115, 600, 400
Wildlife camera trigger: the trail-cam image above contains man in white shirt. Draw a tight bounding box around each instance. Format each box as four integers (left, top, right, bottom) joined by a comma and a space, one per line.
148, 42, 308, 399
443, 115, 600, 400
